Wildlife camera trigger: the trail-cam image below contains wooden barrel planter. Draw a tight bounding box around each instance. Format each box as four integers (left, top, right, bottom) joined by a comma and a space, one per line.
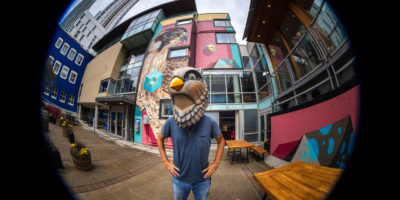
70, 150, 92, 171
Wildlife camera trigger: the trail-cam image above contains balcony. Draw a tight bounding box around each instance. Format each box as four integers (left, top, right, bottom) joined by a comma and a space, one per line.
120, 9, 165, 49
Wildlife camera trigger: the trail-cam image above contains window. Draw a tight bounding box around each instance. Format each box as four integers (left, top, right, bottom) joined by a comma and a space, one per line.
176, 19, 192, 26
160, 99, 173, 119
312, 2, 348, 53
67, 48, 77, 60
44, 82, 50, 95
216, 33, 236, 43
55, 37, 63, 48
47, 56, 54, 66
69, 70, 78, 84
99, 79, 109, 93
279, 10, 306, 49
60, 43, 70, 55
168, 47, 189, 59
59, 91, 66, 103
75, 53, 84, 66
51, 88, 58, 99
214, 20, 231, 27
60, 65, 69, 79
68, 95, 75, 105
53, 60, 62, 75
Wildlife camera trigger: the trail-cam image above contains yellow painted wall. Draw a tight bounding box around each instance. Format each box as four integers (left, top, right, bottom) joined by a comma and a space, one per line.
79, 42, 127, 103
160, 14, 194, 26
197, 13, 228, 21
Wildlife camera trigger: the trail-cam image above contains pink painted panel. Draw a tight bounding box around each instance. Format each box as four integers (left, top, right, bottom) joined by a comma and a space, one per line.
195, 20, 232, 68
141, 110, 173, 148
270, 85, 361, 159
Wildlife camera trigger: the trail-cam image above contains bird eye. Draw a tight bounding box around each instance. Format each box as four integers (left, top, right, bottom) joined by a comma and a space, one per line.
188, 73, 196, 80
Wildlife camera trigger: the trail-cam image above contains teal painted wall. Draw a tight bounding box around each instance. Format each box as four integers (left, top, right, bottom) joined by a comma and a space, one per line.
134, 106, 142, 143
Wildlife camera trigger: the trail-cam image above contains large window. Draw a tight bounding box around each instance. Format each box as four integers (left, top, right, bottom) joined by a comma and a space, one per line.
53, 60, 62, 75
116, 53, 144, 93
59, 91, 66, 103
203, 71, 257, 104
69, 70, 77, 84
176, 19, 192, 26
168, 47, 189, 59
122, 9, 165, 40
75, 53, 84, 66
214, 20, 231, 27
99, 78, 116, 94
216, 33, 236, 44
311, 2, 347, 54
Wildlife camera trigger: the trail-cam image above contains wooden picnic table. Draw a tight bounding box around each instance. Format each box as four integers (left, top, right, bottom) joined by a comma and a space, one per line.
225, 140, 255, 164
253, 161, 343, 200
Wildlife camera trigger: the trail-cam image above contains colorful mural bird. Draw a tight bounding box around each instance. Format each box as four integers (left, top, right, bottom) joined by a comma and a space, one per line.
136, 27, 188, 140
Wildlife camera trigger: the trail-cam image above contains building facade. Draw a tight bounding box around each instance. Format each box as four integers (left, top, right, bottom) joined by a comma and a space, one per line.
59, 0, 95, 33
67, 10, 107, 56
242, 0, 359, 167
94, 0, 139, 31
41, 25, 93, 117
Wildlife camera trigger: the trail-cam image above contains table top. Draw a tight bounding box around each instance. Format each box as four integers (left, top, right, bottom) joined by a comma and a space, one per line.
226, 139, 255, 149
253, 161, 343, 200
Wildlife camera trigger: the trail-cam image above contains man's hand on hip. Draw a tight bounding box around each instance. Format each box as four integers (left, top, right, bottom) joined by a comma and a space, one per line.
164, 160, 180, 177
202, 161, 219, 179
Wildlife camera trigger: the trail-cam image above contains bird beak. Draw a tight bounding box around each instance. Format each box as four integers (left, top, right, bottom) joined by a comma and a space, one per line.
170, 77, 184, 91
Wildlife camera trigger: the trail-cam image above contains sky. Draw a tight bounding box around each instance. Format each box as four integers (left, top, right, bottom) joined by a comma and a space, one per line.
60, 0, 251, 44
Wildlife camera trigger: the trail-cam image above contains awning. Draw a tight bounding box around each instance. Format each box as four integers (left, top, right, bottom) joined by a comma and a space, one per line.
95, 94, 136, 106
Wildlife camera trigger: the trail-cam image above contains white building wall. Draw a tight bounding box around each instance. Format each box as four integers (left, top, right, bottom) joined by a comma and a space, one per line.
67, 10, 107, 56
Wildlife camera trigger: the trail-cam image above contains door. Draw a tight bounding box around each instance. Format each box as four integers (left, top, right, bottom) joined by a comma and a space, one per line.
260, 115, 266, 142
219, 111, 235, 140
117, 112, 123, 137
111, 112, 116, 134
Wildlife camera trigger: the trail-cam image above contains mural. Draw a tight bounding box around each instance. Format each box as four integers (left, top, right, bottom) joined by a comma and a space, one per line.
210, 59, 241, 69
136, 27, 189, 146
270, 85, 360, 160
286, 115, 355, 169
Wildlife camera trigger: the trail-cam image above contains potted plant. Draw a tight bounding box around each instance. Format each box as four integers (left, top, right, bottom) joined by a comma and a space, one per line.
70, 142, 92, 171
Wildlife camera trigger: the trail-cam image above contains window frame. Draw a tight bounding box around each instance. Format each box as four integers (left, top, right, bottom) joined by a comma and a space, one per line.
59, 91, 66, 103
176, 18, 192, 26
51, 88, 58, 99
44, 82, 50, 96
60, 42, 70, 55
75, 53, 84, 66
167, 46, 190, 60
214, 19, 232, 27
52, 60, 62, 75
215, 32, 237, 44
60, 65, 70, 80
55, 37, 63, 49
159, 99, 173, 119
68, 94, 75, 106
69, 70, 78, 84
67, 48, 77, 61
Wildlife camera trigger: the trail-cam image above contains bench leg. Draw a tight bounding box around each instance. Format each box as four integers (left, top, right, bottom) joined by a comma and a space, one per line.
231, 149, 235, 165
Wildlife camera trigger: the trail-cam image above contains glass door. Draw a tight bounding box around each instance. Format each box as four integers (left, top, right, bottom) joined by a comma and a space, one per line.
117, 112, 123, 137
111, 112, 116, 134
260, 115, 266, 142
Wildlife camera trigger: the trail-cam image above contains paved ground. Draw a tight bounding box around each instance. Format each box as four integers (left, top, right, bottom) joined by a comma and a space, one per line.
48, 122, 284, 200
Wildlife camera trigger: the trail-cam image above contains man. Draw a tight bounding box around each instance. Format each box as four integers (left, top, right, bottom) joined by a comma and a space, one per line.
157, 67, 225, 200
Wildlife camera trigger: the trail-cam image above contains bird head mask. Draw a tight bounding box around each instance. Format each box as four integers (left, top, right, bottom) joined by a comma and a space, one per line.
168, 67, 209, 128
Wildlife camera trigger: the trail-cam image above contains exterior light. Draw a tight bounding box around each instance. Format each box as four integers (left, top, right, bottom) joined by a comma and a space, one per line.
267, 4, 271, 8
262, 20, 266, 24
257, 34, 261, 38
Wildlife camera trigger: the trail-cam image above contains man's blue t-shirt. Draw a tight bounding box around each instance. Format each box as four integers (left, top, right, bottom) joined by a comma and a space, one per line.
161, 115, 221, 184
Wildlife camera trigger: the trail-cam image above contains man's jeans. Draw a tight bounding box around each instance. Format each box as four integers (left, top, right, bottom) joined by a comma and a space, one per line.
172, 178, 211, 200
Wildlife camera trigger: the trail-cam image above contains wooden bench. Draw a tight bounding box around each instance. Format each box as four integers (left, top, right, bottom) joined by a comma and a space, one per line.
250, 145, 267, 161
253, 161, 343, 200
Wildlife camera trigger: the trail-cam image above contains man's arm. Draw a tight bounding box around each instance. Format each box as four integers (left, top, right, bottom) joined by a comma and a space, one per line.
202, 133, 225, 178
157, 133, 180, 177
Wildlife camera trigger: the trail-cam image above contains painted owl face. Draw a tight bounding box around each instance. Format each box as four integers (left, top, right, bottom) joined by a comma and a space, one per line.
168, 67, 209, 128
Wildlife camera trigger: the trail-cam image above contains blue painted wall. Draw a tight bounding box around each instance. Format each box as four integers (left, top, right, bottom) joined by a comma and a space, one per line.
41, 25, 93, 114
